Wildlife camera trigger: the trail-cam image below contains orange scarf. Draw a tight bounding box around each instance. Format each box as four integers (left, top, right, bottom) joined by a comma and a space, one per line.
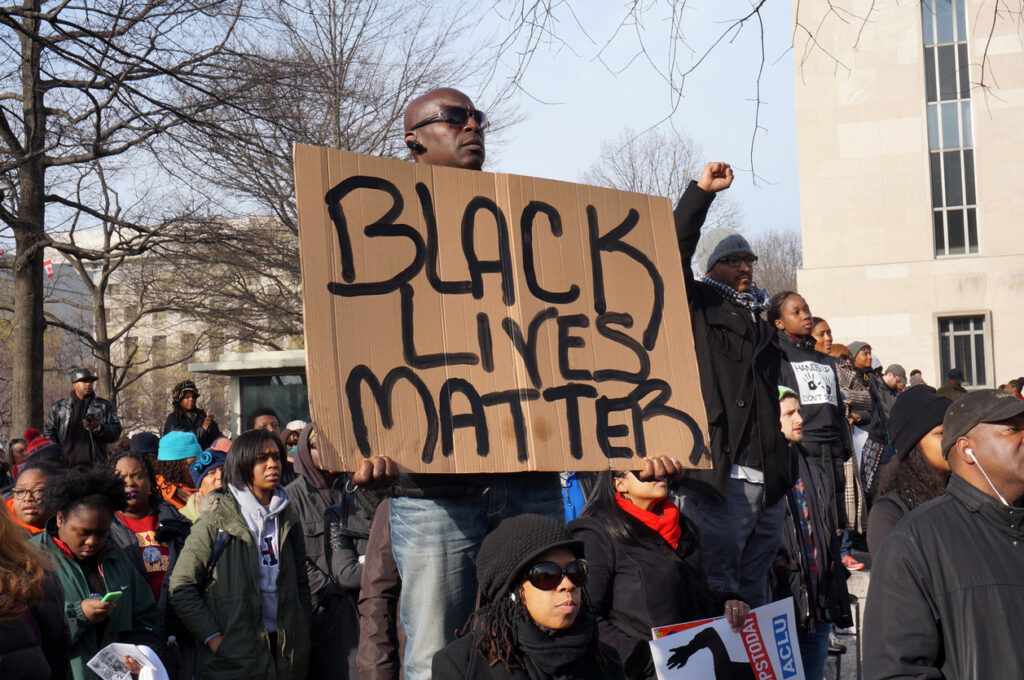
615, 493, 681, 549
156, 475, 196, 510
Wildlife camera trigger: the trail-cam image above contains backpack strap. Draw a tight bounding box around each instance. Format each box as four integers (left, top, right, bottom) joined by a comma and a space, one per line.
202, 529, 230, 592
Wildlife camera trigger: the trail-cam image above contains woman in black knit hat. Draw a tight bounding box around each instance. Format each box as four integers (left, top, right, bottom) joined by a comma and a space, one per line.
867, 384, 953, 556
432, 514, 624, 679
163, 380, 221, 450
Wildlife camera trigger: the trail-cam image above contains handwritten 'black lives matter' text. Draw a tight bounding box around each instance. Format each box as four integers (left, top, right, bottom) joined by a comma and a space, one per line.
324, 175, 703, 465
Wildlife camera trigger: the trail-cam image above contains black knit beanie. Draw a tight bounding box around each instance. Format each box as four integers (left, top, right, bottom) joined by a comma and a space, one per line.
888, 385, 952, 461
476, 514, 584, 602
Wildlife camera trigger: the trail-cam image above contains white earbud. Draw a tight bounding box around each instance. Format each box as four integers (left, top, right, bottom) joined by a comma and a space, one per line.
967, 447, 975, 458
509, 592, 516, 603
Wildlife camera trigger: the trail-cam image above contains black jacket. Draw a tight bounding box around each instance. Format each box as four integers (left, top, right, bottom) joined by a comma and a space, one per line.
673, 182, 794, 505
772, 443, 852, 634
109, 500, 192, 638
163, 410, 221, 450
865, 491, 910, 557
0, 571, 70, 680
863, 475, 1024, 679
325, 490, 377, 593
285, 475, 344, 606
777, 332, 848, 447
569, 514, 724, 679
43, 393, 121, 464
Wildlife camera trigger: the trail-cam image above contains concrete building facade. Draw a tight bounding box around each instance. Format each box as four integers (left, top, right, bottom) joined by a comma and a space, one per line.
792, 0, 1024, 387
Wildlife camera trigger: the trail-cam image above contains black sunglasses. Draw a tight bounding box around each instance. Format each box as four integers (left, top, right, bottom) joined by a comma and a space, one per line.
411, 106, 488, 131
525, 559, 588, 590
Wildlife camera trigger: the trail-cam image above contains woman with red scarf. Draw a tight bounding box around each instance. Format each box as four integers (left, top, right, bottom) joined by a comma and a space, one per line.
569, 469, 750, 680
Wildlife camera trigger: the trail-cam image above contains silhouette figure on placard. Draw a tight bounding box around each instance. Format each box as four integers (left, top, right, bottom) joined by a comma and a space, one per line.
666, 628, 755, 680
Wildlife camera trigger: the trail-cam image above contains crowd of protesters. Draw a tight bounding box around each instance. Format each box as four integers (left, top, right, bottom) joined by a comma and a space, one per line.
2, 86, 1023, 680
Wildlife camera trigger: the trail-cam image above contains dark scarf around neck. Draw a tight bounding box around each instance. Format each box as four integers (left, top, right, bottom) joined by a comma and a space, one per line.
516, 605, 597, 679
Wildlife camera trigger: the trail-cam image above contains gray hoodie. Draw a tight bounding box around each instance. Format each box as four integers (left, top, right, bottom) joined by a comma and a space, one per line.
229, 483, 291, 632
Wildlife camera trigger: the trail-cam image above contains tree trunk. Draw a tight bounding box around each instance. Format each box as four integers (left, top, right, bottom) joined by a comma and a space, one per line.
11, 1, 48, 434
11, 229, 45, 433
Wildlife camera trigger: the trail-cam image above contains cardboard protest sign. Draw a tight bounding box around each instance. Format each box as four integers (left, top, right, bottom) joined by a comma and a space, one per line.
293, 143, 710, 473
650, 598, 805, 680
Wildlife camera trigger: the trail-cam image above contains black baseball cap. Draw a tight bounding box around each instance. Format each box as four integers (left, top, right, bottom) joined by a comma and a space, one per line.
71, 368, 98, 383
941, 389, 1024, 458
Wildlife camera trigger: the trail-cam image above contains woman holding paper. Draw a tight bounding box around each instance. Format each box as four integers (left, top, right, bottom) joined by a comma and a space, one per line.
31, 468, 161, 680
569, 470, 749, 680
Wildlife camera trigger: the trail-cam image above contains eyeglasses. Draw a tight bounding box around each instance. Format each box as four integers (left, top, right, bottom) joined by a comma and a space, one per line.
410, 106, 488, 131
717, 254, 758, 267
525, 559, 588, 590
12, 487, 45, 501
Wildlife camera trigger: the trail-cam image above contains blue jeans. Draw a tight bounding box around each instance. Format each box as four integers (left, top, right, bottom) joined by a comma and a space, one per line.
390, 475, 563, 680
677, 477, 786, 606
798, 623, 831, 680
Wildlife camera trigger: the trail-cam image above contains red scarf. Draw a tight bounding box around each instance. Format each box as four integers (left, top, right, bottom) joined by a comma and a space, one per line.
615, 493, 681, 549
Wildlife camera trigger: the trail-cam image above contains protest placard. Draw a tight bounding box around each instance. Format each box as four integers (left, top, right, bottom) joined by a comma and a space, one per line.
293, 143, 711, 473
650, 598, 805, 680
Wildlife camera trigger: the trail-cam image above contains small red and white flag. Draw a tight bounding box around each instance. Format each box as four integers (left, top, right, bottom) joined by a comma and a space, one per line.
43, 259, 53, 278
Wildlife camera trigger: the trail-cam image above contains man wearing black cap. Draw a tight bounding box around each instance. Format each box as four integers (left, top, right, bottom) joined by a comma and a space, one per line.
936, 367, 968, 401
863, 389, 1024, 679
671, 162, 794, 607
42, 368, 121, 467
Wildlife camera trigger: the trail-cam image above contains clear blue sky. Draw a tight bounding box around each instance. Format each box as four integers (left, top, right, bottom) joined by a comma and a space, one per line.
479, 1, 800, 236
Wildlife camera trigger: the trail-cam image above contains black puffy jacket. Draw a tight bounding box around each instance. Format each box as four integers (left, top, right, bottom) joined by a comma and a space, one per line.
863, 475, 1024, 679
673, 182, 794, 505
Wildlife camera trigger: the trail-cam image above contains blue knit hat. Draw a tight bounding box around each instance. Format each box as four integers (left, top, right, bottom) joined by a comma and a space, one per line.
189, 449, 227, 487
158, 431, 202, 461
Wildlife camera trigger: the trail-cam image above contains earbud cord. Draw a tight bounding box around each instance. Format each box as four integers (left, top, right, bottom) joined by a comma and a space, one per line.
970, 452, 1010, 507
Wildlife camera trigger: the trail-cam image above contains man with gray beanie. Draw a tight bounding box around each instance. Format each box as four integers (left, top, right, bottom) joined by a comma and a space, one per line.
670, 161, 794, 607
863, 389, 1024, 678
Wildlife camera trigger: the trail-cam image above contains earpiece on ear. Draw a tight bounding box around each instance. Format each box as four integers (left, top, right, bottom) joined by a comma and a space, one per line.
509, 592, 516, 602
967, 447, 975, 459
406, 139, 425, 153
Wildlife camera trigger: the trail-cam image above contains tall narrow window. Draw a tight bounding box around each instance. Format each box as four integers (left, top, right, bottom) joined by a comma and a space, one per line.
922, 0, 977, 256
937, 315, 987, 386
